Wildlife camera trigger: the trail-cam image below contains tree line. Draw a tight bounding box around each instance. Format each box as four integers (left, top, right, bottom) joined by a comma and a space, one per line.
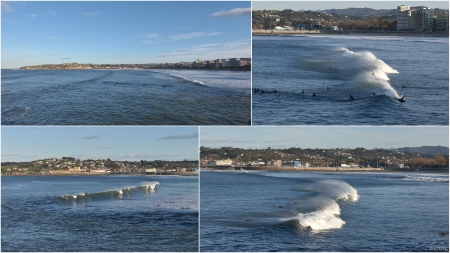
200, 146, 449, 169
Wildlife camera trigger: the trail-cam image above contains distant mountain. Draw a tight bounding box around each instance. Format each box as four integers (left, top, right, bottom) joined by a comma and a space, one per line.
322, 7, 397, 16
393, 146, 449, 155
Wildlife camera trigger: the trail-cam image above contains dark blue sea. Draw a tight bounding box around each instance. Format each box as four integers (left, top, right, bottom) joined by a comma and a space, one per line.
1, 69, 251, 125
252, 35, 449, 125
1, 175, 198, 252
200, 171, 449, 251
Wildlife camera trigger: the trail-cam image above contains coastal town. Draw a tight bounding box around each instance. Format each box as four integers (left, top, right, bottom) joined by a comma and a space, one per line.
1, 157, 198, 176
252, 5, 448, 34
19, 57, 251, 70
200, 146, 449, 171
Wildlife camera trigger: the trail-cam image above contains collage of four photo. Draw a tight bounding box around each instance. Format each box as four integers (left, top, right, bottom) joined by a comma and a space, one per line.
1, 1, 449, 252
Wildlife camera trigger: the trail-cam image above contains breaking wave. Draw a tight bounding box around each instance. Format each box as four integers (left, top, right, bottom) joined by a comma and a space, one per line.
168, 73, 205, 85
298, 47, 403, 99
289, 180, 359, 231
400, 174, 449, 182
59, 181, 159, 201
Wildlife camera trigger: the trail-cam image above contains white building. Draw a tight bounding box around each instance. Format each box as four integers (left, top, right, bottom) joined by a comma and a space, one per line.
397, 5, 412, 30
215, 159, 233, 166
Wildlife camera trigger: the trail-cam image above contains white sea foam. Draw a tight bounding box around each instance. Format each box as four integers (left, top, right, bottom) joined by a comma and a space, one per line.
402, 175, 449, 182
60, 181, 160, 200
168, 73, 205, 85
297, 200, 345, 230
299, 47, 403, 99
293, 180, 359, 231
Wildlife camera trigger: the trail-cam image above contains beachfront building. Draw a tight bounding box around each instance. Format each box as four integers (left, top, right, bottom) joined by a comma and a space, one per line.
228, 58, 239, 68
221, 59, 228, 68
214, 59, 222, 69
397, 5, 412, 30
397, 5, 435, 31
436, 12, 449, 31
413, 7, 434, 31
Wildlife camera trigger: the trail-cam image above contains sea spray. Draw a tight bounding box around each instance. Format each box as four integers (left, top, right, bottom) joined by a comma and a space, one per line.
298, 47, 402, 99
59, 181, 160, 201
294, 180, 359, 231
297, 199, 345, 230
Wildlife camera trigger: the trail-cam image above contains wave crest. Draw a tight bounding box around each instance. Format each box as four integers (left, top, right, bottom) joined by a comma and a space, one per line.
293, 180, 359, 231
299, 47, 402, 99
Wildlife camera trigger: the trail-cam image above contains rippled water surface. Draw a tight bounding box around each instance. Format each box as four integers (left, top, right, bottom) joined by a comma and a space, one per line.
252, 35, 449, 125
1, 69, 251, 125
200, 171, 449, 251
2, 175, 198, 252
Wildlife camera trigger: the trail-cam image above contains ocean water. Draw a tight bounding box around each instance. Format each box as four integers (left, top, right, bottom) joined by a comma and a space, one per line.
200, 171, 449, 251
1, 175, 198, 252
1, 69, 251, 125
252, 35, 449, 125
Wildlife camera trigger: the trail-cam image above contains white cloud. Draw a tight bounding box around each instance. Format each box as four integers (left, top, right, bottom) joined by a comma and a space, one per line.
46, 11, 56, 15
25, 14, 38, 18
169, 31, 223, 41
83, 12, 101, 16
222, 40, 251, 49
159, 133, 198, 140
138, 33, 161, 39
1, 2, 14, 12
211, 7, 251, 18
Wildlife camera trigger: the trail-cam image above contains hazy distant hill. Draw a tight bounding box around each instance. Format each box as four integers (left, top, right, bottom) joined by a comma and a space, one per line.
321, 7, 397, 16
393, 146, 449, 155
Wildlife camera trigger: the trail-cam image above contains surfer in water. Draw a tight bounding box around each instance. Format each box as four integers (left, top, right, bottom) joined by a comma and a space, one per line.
302, 90, 305, 94
372, 92, 376, 96
307, 225, 312, 230
398, 96, 406, 102
313, 93, 317, 97
349, 94, 355, 100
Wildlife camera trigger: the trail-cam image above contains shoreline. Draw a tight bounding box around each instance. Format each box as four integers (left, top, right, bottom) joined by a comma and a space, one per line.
8, 68, 251, 71
252, 30, 449, 37
201, 166, 449, 173
1, 172, 199, 177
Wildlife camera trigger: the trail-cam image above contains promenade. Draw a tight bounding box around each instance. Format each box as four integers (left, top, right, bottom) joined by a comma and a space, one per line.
252, 29, 449, 37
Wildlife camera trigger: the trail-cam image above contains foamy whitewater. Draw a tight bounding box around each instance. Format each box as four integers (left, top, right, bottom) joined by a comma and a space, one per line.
201, 171, 449, 251
299, 47, 402, 99
294, 180, 359, 231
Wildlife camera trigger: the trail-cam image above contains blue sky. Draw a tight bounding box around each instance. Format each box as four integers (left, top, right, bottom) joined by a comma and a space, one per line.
2, 127, 199, 162
1, 1, 251, 69
200, 126, 449, 149
252, 1, 448, 11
